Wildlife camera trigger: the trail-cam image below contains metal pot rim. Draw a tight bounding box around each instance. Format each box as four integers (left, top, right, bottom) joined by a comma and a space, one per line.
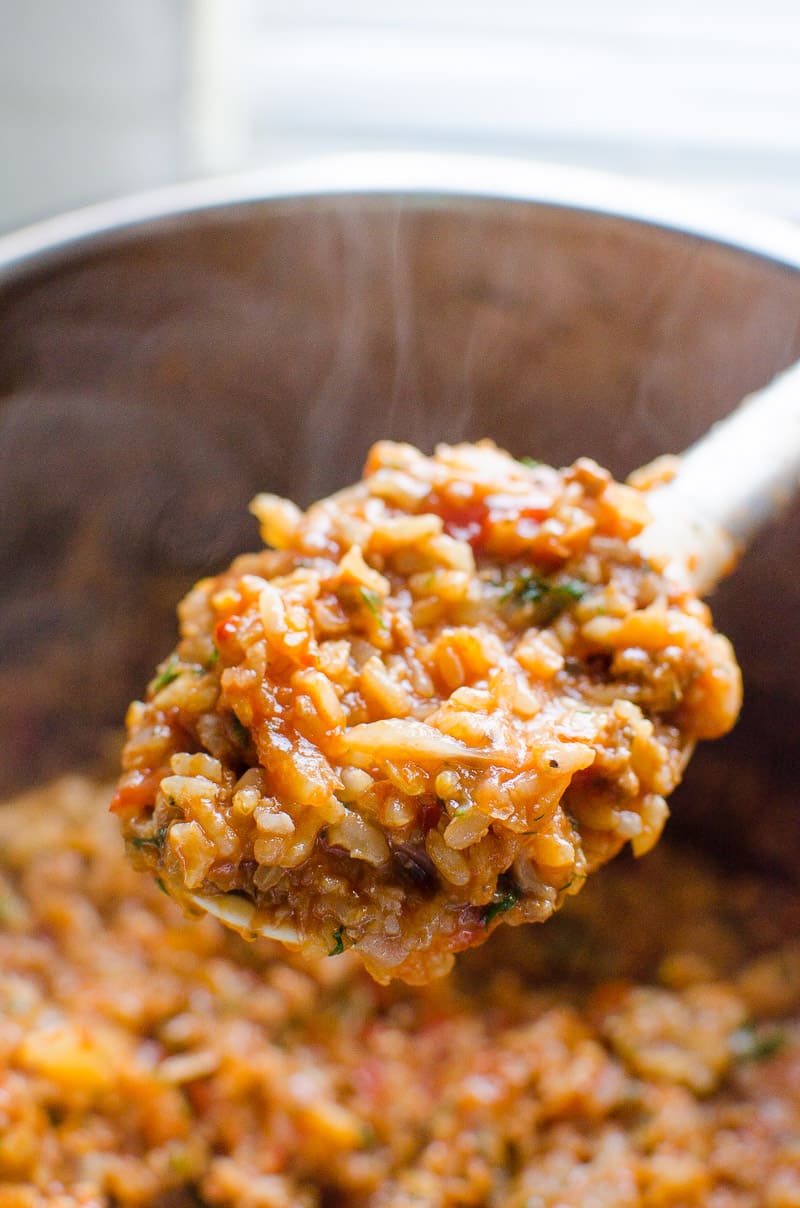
2, 151, 800, 283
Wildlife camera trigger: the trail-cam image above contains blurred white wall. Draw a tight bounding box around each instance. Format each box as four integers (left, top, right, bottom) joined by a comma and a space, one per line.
2, 0, 800, 233
204, 0, 800, 217
0, 1, 189, 232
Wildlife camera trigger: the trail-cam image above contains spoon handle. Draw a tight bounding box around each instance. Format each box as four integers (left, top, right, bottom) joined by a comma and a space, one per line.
637, 360, 800, 595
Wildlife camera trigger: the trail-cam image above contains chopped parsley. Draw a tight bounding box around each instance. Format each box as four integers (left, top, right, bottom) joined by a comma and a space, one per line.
167, 1147, 197, 1178
560, 872, 588, 894
501, 573, 587, 625
504, 573, 586, 606
482, 877, 520, 926
732, 1025, 786, 1063
130, 826, 168, 851
229, 713, 250, 748
329, 925, 346, 956
518, 456, 541, 468
359, 587, 386, 628
205, 646, 220, 668
521, 813, 550, 834
149, 655, 182, 693
155, 876, 170, 896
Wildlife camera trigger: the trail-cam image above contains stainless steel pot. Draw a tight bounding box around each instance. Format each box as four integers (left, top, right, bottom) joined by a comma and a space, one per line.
1, 154, 797, 871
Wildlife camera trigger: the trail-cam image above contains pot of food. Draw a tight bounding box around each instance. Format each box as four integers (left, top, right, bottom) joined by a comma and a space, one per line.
0, 155, 798, 1204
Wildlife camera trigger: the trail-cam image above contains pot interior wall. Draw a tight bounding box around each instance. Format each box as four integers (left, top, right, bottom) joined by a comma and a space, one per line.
1, 194, 798, 869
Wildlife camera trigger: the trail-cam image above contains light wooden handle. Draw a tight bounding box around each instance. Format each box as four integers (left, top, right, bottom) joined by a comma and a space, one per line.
636, 360, 800, 595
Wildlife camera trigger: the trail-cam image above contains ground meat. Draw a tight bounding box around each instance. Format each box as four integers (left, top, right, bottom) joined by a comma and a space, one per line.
112, 441, 741, 982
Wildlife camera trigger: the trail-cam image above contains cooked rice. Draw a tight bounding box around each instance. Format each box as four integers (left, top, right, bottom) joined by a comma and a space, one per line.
113, 441, 741, 982
1, 776, 798, 1206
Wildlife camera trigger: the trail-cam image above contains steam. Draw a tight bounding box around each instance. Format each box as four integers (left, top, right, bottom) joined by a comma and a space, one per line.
386, 200, 424, 437
299, 205, 379, 500
621, 239, 707, 467
301, 193, 508, 491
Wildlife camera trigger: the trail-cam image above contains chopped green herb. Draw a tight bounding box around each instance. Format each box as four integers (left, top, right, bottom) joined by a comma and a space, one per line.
167, 1146, 197, 1178
521, 813, 549, 833
751, 1033, 786, 1060
130, 826, 168, 851
560, 872, 588, 894
149, 655, 181, 693
501, 573, 587, 624
482, 878, 520, 926
548, 577, 586, 601
732, 1026, 786, 1063
229, 713, 250, 748
501, 574, 543, 604
519, 456, 541, 468
329, 925, 346, 956
359, 587, 387, 628
205, 646, 220, 668
155, 876, 170, 896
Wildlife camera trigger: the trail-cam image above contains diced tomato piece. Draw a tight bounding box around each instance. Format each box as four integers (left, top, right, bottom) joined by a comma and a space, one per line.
429, 491, 552, 552
214, 615, 241, 647
109, 767, 163, 815
429, 494, 489, 551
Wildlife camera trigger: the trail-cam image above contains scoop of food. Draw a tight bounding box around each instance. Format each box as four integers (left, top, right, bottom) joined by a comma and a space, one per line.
111, 438, 742, 982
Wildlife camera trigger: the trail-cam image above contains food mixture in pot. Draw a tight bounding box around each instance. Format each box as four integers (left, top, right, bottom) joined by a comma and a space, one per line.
1, 776, 798, 1207
112, 441, 741, 982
